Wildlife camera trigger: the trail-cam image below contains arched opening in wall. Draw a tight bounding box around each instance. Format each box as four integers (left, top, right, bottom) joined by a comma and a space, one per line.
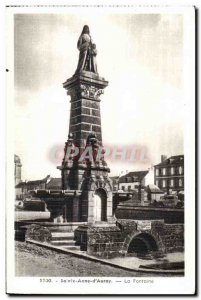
94, 188, 107, 221
128, 233, 158, 256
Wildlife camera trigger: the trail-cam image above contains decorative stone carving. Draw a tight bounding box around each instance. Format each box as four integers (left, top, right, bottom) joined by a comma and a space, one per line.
96, 180, 106, 189
80, 84, 103, 100
94, 88, 104, 99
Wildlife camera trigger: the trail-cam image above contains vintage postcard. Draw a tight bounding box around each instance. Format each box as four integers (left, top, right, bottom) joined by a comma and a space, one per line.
6, 5, 196, 295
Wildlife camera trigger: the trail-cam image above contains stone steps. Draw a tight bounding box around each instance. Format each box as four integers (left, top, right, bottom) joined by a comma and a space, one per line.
51, 232, 74, 241
48, 228, 74, 233
50, 230, 81, 251
52, 232, 74, 237
51, 240, 76, 246
62, 246, 80, 251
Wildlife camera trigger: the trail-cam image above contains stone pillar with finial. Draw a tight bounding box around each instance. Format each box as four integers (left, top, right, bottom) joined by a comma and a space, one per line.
58, 25, 114, 223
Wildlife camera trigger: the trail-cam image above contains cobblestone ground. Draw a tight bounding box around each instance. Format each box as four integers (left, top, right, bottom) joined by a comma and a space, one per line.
15, 241, 177, 277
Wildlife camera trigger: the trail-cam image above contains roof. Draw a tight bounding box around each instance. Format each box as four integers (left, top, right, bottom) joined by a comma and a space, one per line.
46, 178, 61, 188
15, 182, 26, 188
145, 184, 163, 193
110, 176, 119, 182
15, 175, 51, 188
118, 171, 149, 183
26, 175, 51, 186
154, 155, 184, 167
110, 176, 119, 180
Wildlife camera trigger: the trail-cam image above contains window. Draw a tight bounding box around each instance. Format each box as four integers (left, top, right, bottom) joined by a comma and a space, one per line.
170, 179, 174, 187
179, 166, 183, 175
156, 169, 159, 176
179, 179, 183, 187
156, 180, 159, 187
162, 168, 166, 175
128, 185, 131, 191
162, 180, 166, 188
121, 186, 125, 191
171, 167, 175, 175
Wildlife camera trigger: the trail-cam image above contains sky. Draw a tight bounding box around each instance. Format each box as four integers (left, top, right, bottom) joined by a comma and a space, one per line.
14, 13, 184, 181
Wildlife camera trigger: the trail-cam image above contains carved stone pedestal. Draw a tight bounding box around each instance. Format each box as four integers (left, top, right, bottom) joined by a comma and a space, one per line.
58, 70, 114, 224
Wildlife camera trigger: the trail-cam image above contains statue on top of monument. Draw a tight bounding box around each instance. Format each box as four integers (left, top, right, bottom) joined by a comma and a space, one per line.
75, 25, 98, 74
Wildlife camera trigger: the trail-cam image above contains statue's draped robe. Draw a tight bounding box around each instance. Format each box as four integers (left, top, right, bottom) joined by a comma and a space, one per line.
91, 48, 98, 73
75, 33, 98, 73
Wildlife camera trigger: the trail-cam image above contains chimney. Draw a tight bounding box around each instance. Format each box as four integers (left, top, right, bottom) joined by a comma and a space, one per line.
161, 155, 167, 163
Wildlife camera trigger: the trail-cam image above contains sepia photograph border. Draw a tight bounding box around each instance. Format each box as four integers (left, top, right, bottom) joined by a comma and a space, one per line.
5, 3, 196, 295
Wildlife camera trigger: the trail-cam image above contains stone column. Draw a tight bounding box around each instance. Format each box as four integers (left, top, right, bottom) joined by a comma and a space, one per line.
72, 196, 80, 222
64, 71, 108, 149
87, 191, 96, 224
106, 191, 115, 223
60, 71, 108, 192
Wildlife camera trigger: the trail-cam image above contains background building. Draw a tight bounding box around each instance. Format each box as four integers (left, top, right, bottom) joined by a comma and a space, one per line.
145, 184, 164, 202
118, 171, 149, 192
46, 178, 62, 190
154, 155, 184, 195
110, 176, 119, 191
14, 154, 22, 185
15, 175, 62, 200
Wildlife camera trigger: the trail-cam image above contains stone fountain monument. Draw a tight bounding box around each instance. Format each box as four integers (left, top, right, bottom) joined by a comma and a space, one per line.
58, 24, 114, 224
26, 26, 184, 259
33, 25, 114, 225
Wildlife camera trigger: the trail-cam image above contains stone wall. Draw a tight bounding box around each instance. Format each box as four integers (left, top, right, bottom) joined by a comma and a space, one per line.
75, 219, 184, 258
162, 224, 184, 252
75, 224, 125, 257
25, 224, 52, 243
115, 204, 184, 224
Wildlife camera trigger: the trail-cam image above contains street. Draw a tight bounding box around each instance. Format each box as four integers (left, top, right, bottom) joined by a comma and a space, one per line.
15, 241, 176, 277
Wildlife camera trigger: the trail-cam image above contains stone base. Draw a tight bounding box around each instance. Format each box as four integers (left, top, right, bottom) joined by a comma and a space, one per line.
74, 219, 184, 258
74, 223, 122, 256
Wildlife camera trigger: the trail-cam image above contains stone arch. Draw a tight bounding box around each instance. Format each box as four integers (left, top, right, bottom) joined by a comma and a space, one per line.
127, 233, 157, 254
124, 230, 165, 254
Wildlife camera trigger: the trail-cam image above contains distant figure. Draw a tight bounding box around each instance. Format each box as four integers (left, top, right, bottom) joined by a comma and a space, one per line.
75, 25, 98, 74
